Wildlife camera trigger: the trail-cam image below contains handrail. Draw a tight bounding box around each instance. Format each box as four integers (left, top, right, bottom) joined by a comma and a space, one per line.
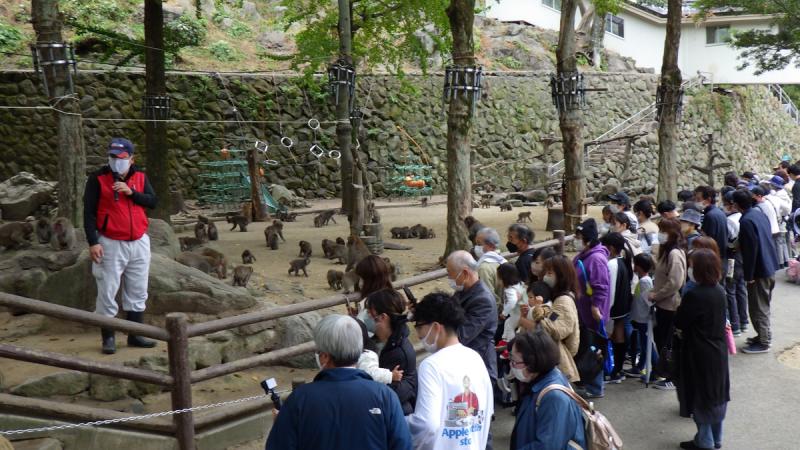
548, 73, 707, 177
768, 84, 800, 125
0, 344, 173, 386
0, 292, 170, 341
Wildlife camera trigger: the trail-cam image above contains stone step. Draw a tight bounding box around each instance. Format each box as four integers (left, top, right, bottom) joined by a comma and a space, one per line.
10, 438, 62, 450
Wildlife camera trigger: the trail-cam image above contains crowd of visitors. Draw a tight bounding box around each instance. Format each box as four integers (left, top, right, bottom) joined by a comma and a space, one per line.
265, 162, 799, 450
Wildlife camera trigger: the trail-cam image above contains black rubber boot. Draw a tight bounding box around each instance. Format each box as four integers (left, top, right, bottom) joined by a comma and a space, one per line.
101, 329, 116, 355
126, 311, 156, 348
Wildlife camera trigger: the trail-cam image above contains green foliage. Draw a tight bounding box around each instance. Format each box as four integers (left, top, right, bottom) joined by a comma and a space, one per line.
576, 54, 590, 66
276, 0, 451, 76
498, 56, 523, 69
0, 20, 24, 53
165, 16, 208, 49
593, 0, 624, 15
783, 85, 800, 107
694, 0, 800, 75
227, 21, 252, 38
209, 40, 241, 62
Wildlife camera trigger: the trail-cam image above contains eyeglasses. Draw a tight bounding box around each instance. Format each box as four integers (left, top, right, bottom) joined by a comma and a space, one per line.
510, 358, 526, 368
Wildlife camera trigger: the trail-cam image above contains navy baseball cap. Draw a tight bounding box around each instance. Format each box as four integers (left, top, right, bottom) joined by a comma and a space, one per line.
608, 192, 630, 206
108, 138, 135, 158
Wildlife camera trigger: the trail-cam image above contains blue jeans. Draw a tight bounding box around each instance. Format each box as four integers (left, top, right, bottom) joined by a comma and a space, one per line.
694, 418, 723, 449
632, 321, 658, 372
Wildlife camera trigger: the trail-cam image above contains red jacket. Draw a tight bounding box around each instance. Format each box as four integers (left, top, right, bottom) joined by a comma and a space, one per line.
83, 166, 157, 245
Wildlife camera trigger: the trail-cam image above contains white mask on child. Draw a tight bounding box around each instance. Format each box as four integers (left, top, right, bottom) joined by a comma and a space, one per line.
657, 232, 668, 244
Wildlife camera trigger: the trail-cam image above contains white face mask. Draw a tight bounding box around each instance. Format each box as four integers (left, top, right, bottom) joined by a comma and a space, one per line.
543, 274, 557, 288
448, 272, 465, 292
687, 267, 695, 283
314, 352, 323, 370
473, 245, 485, 258
109, 157, 131, 175
511, 366, 530, 382
420, 325, 440, 354
574, 240, 585, 252
657, 232, 668, 244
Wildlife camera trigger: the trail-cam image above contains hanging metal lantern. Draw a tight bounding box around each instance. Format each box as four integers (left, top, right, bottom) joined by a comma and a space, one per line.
30, 42, 78, 97
327, 61, 356, 107
141, 95, 172, 120
655, 84, 685, 123
442, 65, 483, 116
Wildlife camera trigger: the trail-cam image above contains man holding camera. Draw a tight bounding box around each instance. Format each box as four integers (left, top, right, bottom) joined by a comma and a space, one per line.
83, 138, 158, 354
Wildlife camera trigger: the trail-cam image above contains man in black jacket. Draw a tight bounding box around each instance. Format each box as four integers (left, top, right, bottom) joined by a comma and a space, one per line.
732, 190, 779, 354
446, 250, 498, 380
507, 224, 536, 284
695, 186, 729, 273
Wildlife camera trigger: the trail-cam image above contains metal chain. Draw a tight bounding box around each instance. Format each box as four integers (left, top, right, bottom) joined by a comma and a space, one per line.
0, 391, 285, 436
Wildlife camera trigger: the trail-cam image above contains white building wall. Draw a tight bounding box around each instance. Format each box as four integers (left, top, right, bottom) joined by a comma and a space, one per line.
483, 2, 800, 85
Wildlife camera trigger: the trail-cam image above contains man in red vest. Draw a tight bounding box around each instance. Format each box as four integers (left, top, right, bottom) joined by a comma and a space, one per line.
83, 138, 158, 354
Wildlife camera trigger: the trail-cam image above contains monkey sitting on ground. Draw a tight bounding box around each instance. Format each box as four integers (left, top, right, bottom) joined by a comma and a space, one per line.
418, 227, 436, 239
194, 222, 208, 242
176, 252, 225, 279
288, 257, 310, 277
331, 244, 347, 264
464, 216, 485, 245
390, 226, 413, 239
327, 269, 344, 290
336, 237, 345, 245
420, 197, 428, 207
381, 257, 400, 282
50, 217, 76, 251
264, 226, 280, 250
197, 247, 228, 279
232, 265, 254, 287
241, 249, 256, 264
0, 222, 34, 250
321, 239, 336, 259
480, 197, 492, 208
35, 218, 52, 244
227, 214, 249, 232
499, 202, 513, 211
342, 270, 360, 294
241, 202, 253, 222
278, 211, 297, 222
207, 222, 219, 241
517, 211, 532, 223
298, 240, 312, 258
179, 236, 204, 252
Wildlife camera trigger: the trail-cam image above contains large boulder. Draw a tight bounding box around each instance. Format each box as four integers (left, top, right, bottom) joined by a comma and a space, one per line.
276, 311, 322, 369
0, 172, 56, 220
147, 218, 180, 259
10, 371, 89, 397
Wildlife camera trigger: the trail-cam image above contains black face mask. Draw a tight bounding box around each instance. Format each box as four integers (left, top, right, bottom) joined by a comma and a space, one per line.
506, 242, 518, 253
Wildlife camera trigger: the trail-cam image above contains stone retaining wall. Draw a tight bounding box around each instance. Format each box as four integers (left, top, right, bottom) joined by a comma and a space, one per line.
0, 70, 797, 198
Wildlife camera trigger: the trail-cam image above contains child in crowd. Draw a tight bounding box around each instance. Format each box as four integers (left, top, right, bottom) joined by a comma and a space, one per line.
354, 319, 402, 385
497, 263, 526, 345
600, 205, 614, 237
624, 253, 658, 379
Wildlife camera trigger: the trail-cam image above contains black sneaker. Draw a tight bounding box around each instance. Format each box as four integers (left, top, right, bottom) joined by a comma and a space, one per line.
741, 342, 770, 354
604, 373, 625, 384
680, 440, 713, 449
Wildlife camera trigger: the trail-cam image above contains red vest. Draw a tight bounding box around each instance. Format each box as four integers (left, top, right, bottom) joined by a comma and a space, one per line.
95, 171, 149, 241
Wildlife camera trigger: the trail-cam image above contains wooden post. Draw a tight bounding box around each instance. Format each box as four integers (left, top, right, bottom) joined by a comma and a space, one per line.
553, 230, 565, 255
166, 313, 194, 450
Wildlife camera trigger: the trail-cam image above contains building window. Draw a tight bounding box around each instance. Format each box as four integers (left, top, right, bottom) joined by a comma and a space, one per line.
706, 26, 731, 44
542, 0, 561, 11
605, 14, 624, 38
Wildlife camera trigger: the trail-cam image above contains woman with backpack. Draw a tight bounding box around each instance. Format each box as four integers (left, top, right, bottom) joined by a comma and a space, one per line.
675, 249, 730, 450
509, 329, 586, 449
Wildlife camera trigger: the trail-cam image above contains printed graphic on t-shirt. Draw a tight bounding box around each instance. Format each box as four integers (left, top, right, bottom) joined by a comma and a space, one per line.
442, 375, 487, 446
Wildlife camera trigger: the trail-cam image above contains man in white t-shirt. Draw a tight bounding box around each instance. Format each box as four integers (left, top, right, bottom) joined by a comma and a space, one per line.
407, 292, 494, 450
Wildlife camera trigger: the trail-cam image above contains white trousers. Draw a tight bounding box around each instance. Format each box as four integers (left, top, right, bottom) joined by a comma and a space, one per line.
92, 234, 151, 317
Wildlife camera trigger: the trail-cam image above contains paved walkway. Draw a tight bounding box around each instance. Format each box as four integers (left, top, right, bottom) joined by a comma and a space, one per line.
491, 278, 800, 450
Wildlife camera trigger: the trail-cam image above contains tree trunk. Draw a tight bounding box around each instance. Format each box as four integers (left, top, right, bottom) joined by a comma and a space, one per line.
338, 0, 354, 217
443, 0, 476, 257
246, 148, 269, 221
589, 10, 604, 67
556, 0, 586, 234
31, 0, 85, 227
656, 0, 683, 202
144, 0, 172, 223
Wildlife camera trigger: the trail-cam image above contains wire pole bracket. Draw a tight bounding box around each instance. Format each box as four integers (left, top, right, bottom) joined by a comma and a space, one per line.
141, 95, 172, 120
30, 42, 78, 97
327, 61, 356, 108
442, 65, 483, 117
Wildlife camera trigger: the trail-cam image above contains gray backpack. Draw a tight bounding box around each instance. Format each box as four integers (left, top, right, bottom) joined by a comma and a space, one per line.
536, 384, 624, 450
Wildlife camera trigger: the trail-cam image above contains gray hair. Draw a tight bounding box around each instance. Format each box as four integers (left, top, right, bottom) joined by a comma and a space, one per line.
447, 250, 478, 272
508, 223, 534, 244
313, 314, 363, 367
476, 227, 501, 248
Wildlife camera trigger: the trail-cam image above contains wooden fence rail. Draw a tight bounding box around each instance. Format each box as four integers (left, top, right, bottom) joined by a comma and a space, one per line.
0, 231, 572, 450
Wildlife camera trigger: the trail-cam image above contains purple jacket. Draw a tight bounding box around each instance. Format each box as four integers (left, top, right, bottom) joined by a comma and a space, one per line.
573, 244, 611, 330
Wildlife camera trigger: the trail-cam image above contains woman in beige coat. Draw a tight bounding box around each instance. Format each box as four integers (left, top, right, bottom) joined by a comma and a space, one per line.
520, 255, 581, 383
